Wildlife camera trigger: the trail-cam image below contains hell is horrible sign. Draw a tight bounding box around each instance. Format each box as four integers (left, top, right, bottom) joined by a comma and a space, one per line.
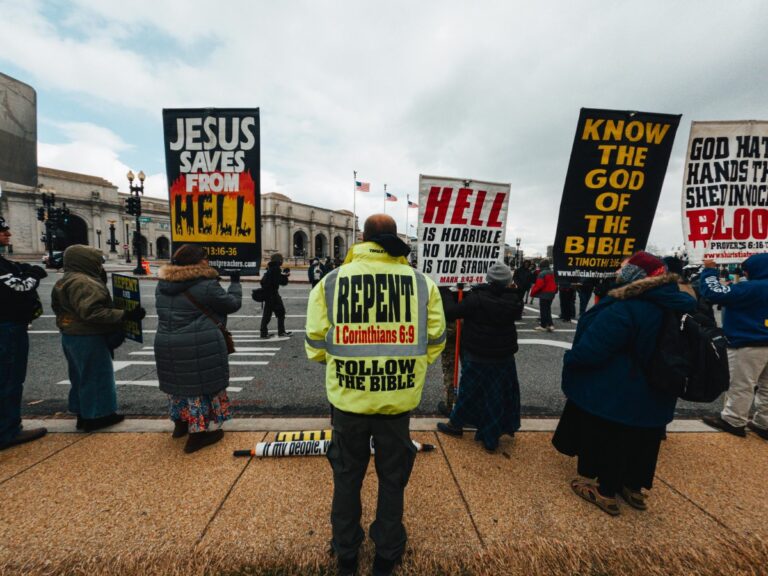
682, 121, 768, 263
417, 175, 510, 286
162, 108, 261, 274
553, 108, 680, 279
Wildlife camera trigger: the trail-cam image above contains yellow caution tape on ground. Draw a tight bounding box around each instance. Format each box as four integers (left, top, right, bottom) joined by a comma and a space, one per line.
275, 430, 332, 442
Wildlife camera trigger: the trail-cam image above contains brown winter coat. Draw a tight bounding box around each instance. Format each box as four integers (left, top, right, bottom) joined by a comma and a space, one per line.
51, 246, 124, 335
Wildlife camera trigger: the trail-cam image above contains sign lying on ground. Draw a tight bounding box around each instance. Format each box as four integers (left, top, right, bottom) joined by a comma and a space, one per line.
417, 174, 510, 286
682, 120, 768, 263
162, 108, 261, 274
553, 108, 680, 279
111, 273, 142, 343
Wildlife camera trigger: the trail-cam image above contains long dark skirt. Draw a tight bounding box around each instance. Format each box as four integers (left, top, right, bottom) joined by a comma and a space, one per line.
450, 357, 521, 450
552, 400, 664, 495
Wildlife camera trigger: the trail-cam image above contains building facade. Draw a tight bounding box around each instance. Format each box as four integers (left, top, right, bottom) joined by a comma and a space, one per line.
0, 168, 357, 264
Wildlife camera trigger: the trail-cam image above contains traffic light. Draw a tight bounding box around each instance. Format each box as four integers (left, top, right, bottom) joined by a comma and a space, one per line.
125, 196, 142, 216
37, 207, 46, 221
125, 197, 134, 215
60, 206, 70, 225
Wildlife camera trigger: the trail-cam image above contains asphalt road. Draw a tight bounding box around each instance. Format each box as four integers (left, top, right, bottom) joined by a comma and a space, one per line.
20, 266, 720, 419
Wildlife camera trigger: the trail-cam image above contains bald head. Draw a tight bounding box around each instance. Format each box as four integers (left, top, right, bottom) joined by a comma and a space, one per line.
363, 214, 397, 241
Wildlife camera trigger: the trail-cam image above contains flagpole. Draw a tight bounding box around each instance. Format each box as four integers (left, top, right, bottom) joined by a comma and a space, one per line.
405, 193, 409, 242
353, 170, 357, 243
383, 183, 387, 214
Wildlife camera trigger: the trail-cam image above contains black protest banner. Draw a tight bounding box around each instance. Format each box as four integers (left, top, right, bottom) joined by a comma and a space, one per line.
553, 108, 680, 279
417, 175, 510, 286
682, 120, 768, 263
111, 273, 142, 343
162, 108, 261, 274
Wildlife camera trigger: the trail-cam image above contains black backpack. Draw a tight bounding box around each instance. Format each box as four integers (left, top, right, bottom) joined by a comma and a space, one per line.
647, 309, 730, 403
251, 288, 266, 302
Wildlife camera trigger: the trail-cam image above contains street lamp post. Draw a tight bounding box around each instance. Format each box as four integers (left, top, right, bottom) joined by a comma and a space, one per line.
125, 223, 131, 264
515, 237, 522, 268
126, 170, 146, 275
106, 220, 118, 253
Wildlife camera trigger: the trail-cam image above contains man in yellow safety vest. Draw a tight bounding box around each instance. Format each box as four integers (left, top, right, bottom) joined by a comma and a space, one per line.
305, 214, 446, 576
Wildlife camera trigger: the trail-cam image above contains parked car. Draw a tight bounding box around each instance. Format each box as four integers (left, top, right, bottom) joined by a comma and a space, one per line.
42, 251, 63, 269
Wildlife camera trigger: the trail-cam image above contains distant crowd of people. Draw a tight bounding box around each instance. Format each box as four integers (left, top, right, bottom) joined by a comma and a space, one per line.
2, 210, 767, 576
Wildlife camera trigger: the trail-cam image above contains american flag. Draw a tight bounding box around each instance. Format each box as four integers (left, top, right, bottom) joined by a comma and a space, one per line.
408, 199, 418, 208
355, 181, 370, 192
385, 192, 398, 202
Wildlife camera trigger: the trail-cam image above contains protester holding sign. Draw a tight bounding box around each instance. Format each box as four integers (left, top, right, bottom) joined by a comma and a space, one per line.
699, 254, 768, 440
436, 262, 523, 453
552, 252, 696, 516
155, 244, 242, 453
52, 246, 145, 432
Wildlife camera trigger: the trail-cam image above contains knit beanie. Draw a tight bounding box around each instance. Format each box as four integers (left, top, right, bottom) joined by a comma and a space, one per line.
0, 217, 8, 232
617, 251, 665, 284
486, 262, 513, 285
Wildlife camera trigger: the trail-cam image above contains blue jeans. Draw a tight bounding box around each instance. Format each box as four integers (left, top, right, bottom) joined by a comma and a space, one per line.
0, 321, 29, 444
62, 334, 118, 419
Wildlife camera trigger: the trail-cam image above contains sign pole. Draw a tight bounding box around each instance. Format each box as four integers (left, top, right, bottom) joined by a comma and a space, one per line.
452, 284, 463, 397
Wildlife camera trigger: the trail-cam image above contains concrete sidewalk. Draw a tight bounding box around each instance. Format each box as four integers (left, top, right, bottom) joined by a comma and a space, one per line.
1, 420, 766, 576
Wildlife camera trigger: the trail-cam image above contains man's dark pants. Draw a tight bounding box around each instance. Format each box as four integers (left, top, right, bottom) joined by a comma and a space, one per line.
327, 408, 417, 563
260, 296, 286, 336
0, 321, 29, 444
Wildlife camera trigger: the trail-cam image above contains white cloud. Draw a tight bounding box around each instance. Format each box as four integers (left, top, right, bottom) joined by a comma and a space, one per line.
5, 0, 768, 255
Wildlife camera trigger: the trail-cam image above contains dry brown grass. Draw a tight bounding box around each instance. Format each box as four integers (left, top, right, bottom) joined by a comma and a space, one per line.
2, 535, 766, 576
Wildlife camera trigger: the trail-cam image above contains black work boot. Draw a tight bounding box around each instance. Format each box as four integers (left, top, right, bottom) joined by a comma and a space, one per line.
172, 420, 189, 438
372, 554, 401, 576
80, 413, 125, 432
337, 554, 358, 576
184, 429, 224, 453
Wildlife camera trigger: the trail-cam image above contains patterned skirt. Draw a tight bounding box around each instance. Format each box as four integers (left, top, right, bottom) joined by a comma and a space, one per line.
168, 390, 233, 433
450, 356, 521, 450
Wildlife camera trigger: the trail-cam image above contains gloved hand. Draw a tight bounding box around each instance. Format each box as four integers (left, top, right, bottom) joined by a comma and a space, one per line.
229, 272, 241, 283
27, 265, 48, 280
123, 306, 146, 322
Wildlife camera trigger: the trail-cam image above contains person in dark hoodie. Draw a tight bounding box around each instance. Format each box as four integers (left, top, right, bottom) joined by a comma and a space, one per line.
552, 251, 696, 516
260, 253, 291, 338
700, 254, 768, 440
52, 245, 146, 432
0, 217, 49, 450
155, 244, 242, 453
437, 262, 523, 453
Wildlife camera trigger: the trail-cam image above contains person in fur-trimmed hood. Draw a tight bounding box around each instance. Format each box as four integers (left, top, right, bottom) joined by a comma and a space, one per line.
154, 244, 242, 453
552, 251, 696, 517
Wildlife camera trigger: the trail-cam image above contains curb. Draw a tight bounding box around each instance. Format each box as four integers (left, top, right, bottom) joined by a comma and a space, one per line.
22, 417, 719, 434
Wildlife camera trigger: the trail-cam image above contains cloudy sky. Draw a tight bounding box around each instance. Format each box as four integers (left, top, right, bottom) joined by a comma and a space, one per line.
1, 0, 767, 255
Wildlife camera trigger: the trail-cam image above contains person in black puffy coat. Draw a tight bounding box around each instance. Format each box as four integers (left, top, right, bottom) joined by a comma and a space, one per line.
436, 262, 523, 453
155, 244, 241, 453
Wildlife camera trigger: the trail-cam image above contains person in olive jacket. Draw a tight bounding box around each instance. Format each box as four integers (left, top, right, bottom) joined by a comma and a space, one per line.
154, 244, 242, 453
52, 245, 145, 432
552, 251, 696, 516
436, 262, 524, 453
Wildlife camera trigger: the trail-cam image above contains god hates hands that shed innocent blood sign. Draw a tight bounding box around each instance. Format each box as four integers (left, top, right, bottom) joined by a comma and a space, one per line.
552, 108, 680, 280
417, 175, 510, 287
682, 120, 768, 264
163, 108, 261, 274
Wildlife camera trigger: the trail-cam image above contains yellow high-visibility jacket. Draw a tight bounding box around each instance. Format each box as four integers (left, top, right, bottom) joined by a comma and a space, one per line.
305, 242, 446, 415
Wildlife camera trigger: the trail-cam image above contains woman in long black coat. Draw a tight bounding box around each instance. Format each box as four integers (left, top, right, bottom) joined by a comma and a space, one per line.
436, 263, 523, 453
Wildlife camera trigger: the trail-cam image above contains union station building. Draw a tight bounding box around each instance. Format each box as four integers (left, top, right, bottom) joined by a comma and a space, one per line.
0, 167, 358, 264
